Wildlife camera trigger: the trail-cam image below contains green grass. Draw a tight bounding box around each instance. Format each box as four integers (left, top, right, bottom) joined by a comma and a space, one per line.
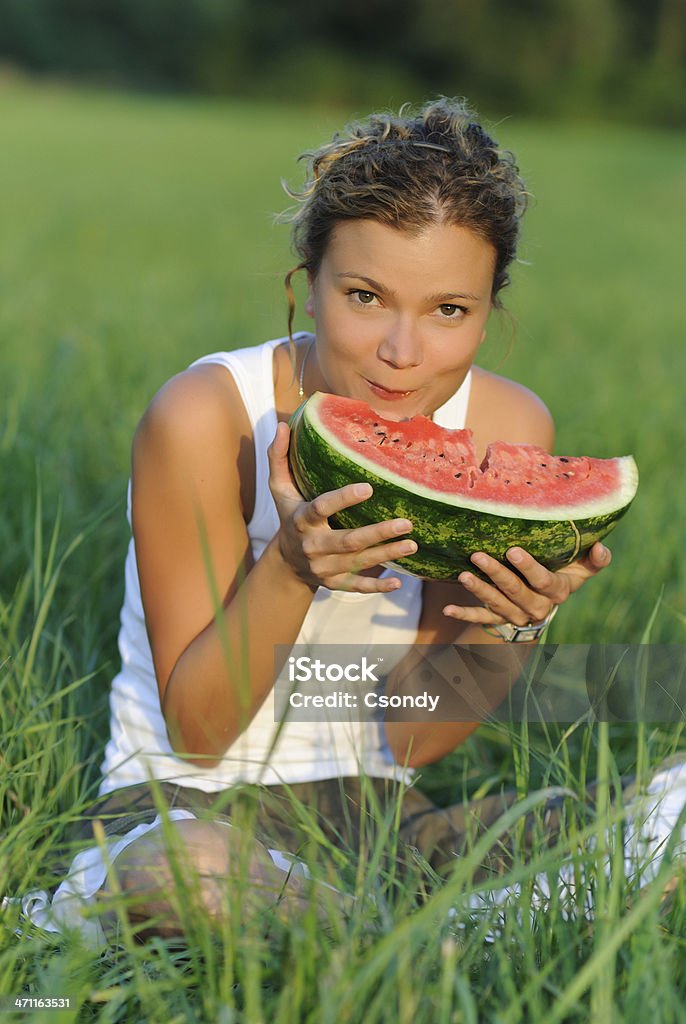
1, 81, 685, 1021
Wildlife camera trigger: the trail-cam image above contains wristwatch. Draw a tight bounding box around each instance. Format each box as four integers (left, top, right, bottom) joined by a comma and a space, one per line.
483, 605, 558, 643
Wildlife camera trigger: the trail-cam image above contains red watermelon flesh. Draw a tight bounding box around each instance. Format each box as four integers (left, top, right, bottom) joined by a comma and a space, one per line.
318, 396, 624, 516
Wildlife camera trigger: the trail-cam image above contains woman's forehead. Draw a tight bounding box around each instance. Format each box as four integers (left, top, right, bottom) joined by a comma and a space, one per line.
322, 220, 497, 292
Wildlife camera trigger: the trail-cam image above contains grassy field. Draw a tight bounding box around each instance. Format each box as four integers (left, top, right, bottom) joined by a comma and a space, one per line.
1, 81, 685, 1021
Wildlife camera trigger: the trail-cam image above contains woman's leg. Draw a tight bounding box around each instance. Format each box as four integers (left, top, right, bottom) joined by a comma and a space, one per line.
96, 816, 349, 940
398, 761, 686, 935
398, 782, 629, 879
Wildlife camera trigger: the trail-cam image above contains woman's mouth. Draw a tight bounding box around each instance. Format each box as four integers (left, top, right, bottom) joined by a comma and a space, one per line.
365, 379, 416, 401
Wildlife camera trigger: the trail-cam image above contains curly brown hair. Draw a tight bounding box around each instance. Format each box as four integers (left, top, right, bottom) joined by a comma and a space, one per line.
282, 97, 529, 340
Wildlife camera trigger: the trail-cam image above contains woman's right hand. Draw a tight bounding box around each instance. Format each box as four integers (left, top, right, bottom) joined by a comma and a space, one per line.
268, 421, 417, 593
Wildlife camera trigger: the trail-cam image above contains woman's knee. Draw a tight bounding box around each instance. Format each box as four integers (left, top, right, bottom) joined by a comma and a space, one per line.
98, 818, 256, 928
97, 817, 310, 933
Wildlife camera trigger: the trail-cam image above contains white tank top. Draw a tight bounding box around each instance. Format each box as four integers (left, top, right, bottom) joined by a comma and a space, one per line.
99, 336, 472, 794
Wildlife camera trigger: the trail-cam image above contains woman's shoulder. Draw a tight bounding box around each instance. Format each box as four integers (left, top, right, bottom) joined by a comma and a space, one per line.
132, 362, 253, 483
139, 362, 247, 441
139, 335, 287, 439
131, 361, 260, 525
469, 366, 555, 451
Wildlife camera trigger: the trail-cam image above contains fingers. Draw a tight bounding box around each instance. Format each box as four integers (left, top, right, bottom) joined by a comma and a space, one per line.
306, 535, 417, 581
296, 500, 412, 545
268, 422, 302, 500
323, 570, 405, 595
453, 550, 559, 626
442, 602, 510, 626
298, 482, 374, 525
580, 541, 612, 574
270, 420, 396, 527
269, 426, 383, 526
297, 514, 416, 586
268, 420, 290, 465
443, 542, 612, 624
270, 421, 417, 591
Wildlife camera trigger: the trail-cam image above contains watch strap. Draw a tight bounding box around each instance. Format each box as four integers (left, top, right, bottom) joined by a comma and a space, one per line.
483, 605, 558, 643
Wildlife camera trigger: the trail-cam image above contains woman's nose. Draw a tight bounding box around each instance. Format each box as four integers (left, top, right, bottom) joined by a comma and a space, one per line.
376, 317, 423, 369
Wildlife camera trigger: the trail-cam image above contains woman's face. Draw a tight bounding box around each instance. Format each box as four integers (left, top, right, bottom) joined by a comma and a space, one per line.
305, 219, 496, 419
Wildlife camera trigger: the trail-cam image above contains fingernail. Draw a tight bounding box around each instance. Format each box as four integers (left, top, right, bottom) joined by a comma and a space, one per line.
354, 483, 372, 497
508, 548, 523, 564
471, 553, 488, 568
394, 519, 413, 534
401, 541, 417, 555
459, 573, 475, 588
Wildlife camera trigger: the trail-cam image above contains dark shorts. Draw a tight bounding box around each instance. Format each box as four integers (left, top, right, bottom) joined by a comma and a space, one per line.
66, 774, 620, 883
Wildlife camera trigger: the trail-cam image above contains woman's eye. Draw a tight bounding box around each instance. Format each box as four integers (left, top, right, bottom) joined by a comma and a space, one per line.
350, 289, 378, 305
438, 303, 466, 319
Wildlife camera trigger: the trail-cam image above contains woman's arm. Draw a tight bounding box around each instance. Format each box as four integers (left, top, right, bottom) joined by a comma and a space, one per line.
131, 365, 417, 766
131, 366, 314, 765
383, 541, 610, 768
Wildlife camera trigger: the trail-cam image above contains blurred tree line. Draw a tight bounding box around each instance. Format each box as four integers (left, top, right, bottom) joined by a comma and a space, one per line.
0, 0, 684, 125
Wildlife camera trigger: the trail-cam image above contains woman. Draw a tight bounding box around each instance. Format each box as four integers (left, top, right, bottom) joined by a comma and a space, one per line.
24, 98, 618, 943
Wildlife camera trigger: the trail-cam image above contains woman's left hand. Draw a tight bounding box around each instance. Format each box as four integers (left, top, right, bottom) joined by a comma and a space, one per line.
442, 541, 611, 625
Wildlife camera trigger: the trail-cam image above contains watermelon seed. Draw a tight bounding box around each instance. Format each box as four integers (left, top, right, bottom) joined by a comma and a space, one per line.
356, 439, 367, 443
559, 457, 569, 462
539, 463, 547, 467
454, 472, 462, 478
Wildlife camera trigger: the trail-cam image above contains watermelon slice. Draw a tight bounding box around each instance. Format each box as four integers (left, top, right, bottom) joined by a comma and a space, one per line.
288, 393, 639, 581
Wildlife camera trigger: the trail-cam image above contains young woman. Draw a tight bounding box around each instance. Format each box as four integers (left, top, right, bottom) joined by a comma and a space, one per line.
22, 98, 620, 943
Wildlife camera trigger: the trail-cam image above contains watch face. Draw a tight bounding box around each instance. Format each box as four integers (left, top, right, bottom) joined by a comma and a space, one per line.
494, 623, 542, 642
512, 626, 532, 642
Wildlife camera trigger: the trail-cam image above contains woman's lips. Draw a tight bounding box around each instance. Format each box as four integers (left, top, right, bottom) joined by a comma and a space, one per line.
365, 379, 416, 401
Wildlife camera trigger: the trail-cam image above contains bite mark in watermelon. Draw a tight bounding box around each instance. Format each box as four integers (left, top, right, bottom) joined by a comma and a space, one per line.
288, 393, 639, 581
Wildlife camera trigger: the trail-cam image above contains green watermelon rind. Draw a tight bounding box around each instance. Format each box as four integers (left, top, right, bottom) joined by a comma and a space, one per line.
288, 395, 638, 582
